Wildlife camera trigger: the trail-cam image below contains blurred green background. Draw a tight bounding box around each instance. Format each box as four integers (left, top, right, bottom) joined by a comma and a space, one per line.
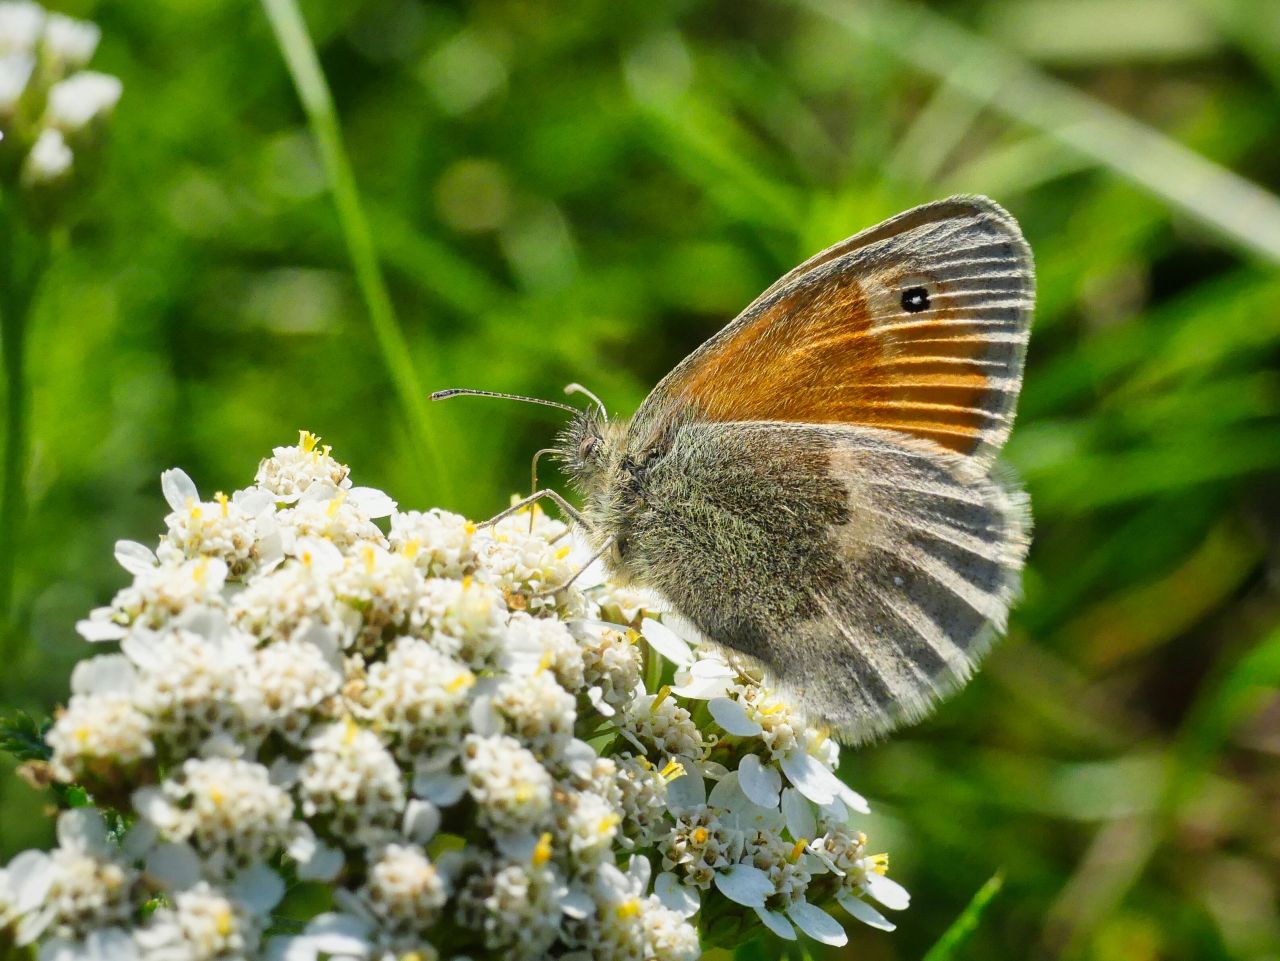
3, 0, 1280, 959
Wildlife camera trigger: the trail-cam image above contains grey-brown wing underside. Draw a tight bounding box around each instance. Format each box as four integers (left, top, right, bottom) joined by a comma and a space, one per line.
639, 420, 1030, 744
777, 425, 1031, 743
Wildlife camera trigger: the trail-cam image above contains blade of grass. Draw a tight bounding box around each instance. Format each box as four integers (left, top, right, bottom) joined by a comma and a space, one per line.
887, 57, 995, 186
259, 0, 452, 501
798, 0, 1280, 263
922, 871, 1005, 961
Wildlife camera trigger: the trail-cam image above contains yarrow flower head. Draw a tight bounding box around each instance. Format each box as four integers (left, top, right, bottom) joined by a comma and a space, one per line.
3, 432, 908, 958
0, 1, 121, 220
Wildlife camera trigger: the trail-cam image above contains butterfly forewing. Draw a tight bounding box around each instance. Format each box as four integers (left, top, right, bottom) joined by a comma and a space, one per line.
633, 196, 1033, 470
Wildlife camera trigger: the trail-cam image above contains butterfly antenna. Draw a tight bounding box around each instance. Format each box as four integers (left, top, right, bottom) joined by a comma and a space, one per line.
564, 383, 608, 423
431, 388, 579, 415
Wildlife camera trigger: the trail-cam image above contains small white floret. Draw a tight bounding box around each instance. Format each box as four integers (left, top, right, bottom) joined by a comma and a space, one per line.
45, 70, 122, 132
654, 870, 699, 918
712, 863, 772, 908
160, 468, 199, 511
41, 14, 99, 69
640, 617, 692, 666
787, 900, 849, 945
837, 889, 897, 931
22, 127, 72, 183
737, 754, 782, 809
864, 870, 911, 910
754, 905, 797, 940
709, 696, 763, 737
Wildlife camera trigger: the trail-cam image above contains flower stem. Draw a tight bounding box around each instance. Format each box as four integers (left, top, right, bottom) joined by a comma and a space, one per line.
258, 0, 454, 503
0, 203, 49, 666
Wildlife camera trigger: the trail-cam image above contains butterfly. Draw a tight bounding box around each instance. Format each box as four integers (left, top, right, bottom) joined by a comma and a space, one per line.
436, 195, 1033, 744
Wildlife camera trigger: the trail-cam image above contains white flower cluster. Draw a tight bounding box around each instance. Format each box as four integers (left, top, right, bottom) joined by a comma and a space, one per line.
0, 1, 120, 200
2, 431, 908, 960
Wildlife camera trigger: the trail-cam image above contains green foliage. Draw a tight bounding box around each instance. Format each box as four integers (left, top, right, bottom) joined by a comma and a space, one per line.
1, 1, 1278, 959
922, 872, 1005, 961
0, 712, 50, 764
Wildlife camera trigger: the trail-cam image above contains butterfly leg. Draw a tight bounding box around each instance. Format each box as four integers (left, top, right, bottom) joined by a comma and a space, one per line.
537, 535, 617, 596
478, 489, 593, 532
528, 448, 557, 534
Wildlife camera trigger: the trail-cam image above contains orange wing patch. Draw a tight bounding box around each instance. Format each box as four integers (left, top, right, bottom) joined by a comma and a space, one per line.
640, 196, 1035, 466
666, 269, 997, 455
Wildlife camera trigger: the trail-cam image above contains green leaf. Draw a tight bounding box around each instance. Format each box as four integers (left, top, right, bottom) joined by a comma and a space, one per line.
922, 871, 1006, 961
0, 711, 51, 763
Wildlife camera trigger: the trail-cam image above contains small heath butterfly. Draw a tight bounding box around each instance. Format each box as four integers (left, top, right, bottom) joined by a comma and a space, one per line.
436, 195, 1033, 744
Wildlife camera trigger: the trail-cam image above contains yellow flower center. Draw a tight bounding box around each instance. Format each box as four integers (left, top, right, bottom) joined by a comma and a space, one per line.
445, 671, 475, 694
299, 430, 319, 453
615, 898, 642, 920
596, 813, 621, 835
692, 827, 709, 845
215, 491, 229, 517
650, 685, 672, 713
327, 491, 348, 518
532, 831, 553, 866
659, 759, 685, 782
869, 852, 889, 875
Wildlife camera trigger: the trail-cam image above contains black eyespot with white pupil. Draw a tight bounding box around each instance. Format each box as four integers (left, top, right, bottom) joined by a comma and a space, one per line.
901, 286, 930, 313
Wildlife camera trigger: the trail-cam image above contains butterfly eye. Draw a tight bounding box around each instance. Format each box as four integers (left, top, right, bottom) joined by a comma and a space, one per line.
579, 435, 599, 460
900, 286, 931, 313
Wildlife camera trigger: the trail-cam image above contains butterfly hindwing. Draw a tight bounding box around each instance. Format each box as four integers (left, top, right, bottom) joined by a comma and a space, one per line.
616, 420, 1030, 744
786, 425, 1031, 742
